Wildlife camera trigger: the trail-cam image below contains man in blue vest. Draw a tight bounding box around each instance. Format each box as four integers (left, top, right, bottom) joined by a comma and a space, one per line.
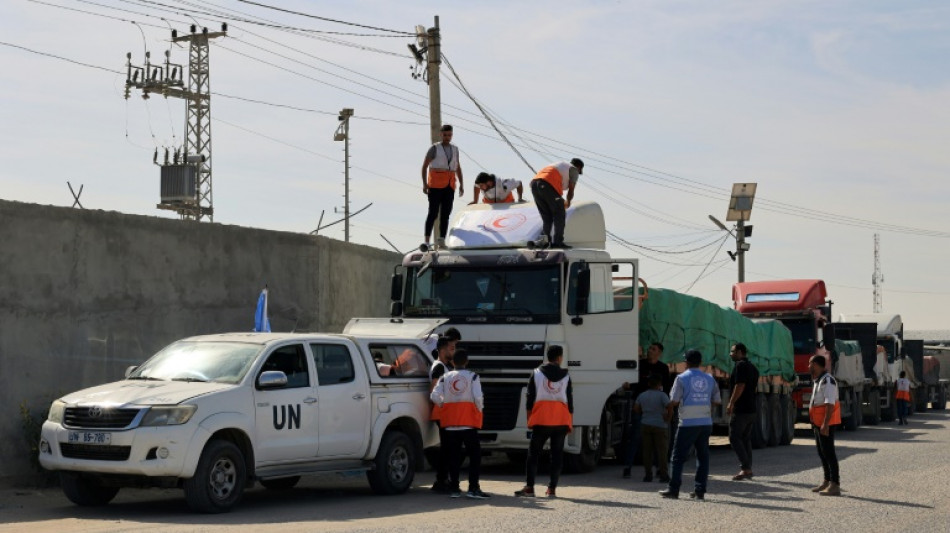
660, 349, 721, 500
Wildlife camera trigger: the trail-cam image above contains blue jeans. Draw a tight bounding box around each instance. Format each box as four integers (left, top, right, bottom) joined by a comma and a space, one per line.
624, 412, 642, 468
897, 400, 909, 422
668, 424, 712, 494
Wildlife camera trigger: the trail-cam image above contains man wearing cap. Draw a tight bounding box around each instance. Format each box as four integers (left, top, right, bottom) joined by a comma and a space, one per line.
660, 349, 721, 500
530, 158, 583, 248
422, 124, 464, 247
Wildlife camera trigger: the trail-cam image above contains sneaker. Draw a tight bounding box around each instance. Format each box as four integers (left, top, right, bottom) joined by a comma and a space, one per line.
514, 486, 535, 497
659, 489, 679, 499
622, 468, 631, 479
430, 480, 450, 493
545, 487, 556, 498
466, 489, 491, 499
642, 475, 654, 483
811, 480, 830, 493
435, 237, 446, 248
450, 490, 462, 499
657, 474, 670, 483
818, 482, 841, 497
689, 491, 705, 500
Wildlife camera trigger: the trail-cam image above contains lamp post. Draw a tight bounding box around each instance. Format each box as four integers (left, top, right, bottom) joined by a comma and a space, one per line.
333, 108, 354, 242
710, 183, 757, 283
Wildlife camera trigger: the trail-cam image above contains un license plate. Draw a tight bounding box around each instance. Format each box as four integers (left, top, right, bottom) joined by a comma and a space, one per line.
68, 431, 112, 445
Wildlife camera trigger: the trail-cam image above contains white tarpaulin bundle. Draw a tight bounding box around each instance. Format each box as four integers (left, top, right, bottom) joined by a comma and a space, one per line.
445, 200, 606, 249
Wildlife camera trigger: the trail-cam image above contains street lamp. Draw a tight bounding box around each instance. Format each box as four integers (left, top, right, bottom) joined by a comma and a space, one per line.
333, 108, 354, 242
709, 183, 757, 282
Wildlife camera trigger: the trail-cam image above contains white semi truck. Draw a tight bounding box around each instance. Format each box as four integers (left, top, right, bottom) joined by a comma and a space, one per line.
390, 201, 639, 471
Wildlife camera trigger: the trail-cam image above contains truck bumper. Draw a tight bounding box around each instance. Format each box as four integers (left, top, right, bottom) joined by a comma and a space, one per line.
38, 420, 205, 477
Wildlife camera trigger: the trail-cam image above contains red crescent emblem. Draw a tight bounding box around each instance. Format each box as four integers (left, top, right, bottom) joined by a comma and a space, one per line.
451, 379, 462, 393
485, 213, 527, 233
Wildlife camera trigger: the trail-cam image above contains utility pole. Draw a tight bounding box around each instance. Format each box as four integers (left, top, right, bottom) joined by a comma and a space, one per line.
873, 233, 884, 312
426, 17, 442, 145
125, 24, 226, 221
333, 108, 354, 242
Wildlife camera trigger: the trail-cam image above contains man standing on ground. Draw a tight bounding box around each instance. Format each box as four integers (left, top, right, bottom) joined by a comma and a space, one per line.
661, 349, 720, 500
427, 336, 456, 493
515, 346, 573, 498
422, 125, 463, 247
530, 158, 583, 248
727, 342, 759, 481
622, 342, 671, 479
809, 354, 842, 496
430, 349, 490, 499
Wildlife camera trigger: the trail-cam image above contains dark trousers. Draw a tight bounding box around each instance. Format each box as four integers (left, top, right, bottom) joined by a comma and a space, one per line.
641, 425, 669, 477
530, 180, 566, 244
525, 425, 568, 489
668, 424, 712, 494
729, 413, 756, 471
443, 428, 481, 491
433, 426, 449, 484
813, 425, 840, 484
424, 186, 455, 239
624, 412, 642, 468
897, 400, 909, 423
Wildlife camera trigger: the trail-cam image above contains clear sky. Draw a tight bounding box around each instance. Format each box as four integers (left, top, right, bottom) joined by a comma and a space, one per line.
2, 0, 949, 329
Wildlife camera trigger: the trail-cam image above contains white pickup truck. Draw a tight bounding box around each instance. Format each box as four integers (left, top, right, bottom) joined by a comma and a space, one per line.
38, 319, 443, 513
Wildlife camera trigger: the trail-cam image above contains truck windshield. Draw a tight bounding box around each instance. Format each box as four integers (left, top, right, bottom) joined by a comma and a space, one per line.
404, 265, 561, 323
128, 341, 262, 384
781, 317, 818, 355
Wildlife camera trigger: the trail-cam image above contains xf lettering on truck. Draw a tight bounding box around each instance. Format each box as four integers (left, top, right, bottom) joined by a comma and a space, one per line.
273, 404, 301, 430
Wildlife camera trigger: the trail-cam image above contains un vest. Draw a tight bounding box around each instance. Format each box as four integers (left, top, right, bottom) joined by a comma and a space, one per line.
677, 369, 715, 427
429, 360, 448, 422
809, 373, 842, 426
527, 368, 573, 428
428, 143, 459, 189
532, 162, 572, 196
440, 369, 483, 429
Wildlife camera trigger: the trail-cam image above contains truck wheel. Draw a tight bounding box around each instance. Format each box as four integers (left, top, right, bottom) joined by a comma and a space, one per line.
183, 439, 247, 513
915, 389, 928, 413
767, 394, 781, 447
60, 472, 119, 506
863, 389, 881, 425
367, 431, 415, 495
779, 394, 795, 445
843, 389, 859, 431
564, 425, 603, 473
880, 389, 896, 422
932, 387, 947, 411
751, 393, 769, 449
260, 476, 300, 490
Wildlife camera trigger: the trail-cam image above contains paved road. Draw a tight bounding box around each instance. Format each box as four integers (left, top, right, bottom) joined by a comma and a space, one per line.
2, 411, 948, 533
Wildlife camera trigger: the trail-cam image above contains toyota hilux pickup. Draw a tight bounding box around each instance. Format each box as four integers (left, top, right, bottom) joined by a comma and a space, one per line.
38, 318, 443, 513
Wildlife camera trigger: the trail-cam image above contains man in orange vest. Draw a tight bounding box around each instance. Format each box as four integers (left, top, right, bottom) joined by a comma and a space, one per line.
427, 336, 456, 493
430, 349, 490, 499
895, 370, 911, 425
470, 172, 523, 204
529, 158, 583, 248
808, 354, 841, 496
421, 124, 464, 247
515, 345, 573, 498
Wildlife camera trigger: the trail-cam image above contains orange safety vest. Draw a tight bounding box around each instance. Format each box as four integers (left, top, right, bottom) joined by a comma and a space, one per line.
809, 374, 842, 426
527, 368, 573, 429
429, 360, 449, 423
895, 378, 911, 401
532, 162, 572, 196
427, 143, 459, 189
439, 370, 483, 429
896, 390, 911, 401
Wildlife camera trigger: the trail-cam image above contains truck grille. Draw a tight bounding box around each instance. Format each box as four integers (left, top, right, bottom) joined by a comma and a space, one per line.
60, 444, 132, 461
64, 407, 141, 429
461, 341, 544, 380
481, 383, 524, 431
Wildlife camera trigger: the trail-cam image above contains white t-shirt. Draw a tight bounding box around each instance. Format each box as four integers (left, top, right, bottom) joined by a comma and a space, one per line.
809, 373, 838, 408
896, 377, 911, 392
483, 178, 521, 202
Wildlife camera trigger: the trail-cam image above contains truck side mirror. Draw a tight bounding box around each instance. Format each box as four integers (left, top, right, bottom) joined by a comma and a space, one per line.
573, 268, 590, 317
390, 301, 404, 317
257, 371, 288, 390
390, 272, 403, 302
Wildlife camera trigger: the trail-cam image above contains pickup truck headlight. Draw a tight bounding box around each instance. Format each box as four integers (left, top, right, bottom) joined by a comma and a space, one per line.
47, 400, 66, 423
140, 405, 197, 427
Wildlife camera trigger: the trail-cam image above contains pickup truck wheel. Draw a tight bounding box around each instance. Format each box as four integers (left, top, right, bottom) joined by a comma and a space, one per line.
60, 472, 119, 506
260, 476, 300, 490
183, 439, 246, 513
367, 431, 415, 495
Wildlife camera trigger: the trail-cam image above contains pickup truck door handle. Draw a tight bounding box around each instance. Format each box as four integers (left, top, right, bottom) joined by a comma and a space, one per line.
352, 393, 366, 400
303, 397, 318, 404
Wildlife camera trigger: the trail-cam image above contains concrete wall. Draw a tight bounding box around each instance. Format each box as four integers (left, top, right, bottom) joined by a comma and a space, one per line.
0, 200, 398, 483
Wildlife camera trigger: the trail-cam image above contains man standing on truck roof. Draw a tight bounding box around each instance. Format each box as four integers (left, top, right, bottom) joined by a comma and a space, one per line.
809, 354, 842, 496
430, 349, 490, 499
428, 335, 457, 493
727, 343, 759, 481
515, 345, 573, 498
530, 158, 583, 248
422, 124, 464, 248
661, 349, 720, 500
470, 172, 523, 204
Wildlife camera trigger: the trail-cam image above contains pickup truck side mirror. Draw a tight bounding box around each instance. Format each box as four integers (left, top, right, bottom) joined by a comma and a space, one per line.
258, 371, 288, 390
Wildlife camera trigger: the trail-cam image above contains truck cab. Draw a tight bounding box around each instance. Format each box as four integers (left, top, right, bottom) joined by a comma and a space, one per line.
391, 201, 639, 470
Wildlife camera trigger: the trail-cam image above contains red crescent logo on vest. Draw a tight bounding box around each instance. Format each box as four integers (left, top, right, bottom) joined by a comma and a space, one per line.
544, 379, 562, 394
450, 376, 469, 394
486, 213, 527, 233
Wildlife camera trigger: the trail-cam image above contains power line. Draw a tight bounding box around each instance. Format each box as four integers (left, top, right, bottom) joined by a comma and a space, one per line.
681, 235, 731, 293
234, 0, 414, 35
0, 39, 122, 74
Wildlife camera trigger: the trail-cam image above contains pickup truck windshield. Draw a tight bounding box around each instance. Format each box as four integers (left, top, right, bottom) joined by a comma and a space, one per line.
129, 341, 262, 384
404, 265, 560, 324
